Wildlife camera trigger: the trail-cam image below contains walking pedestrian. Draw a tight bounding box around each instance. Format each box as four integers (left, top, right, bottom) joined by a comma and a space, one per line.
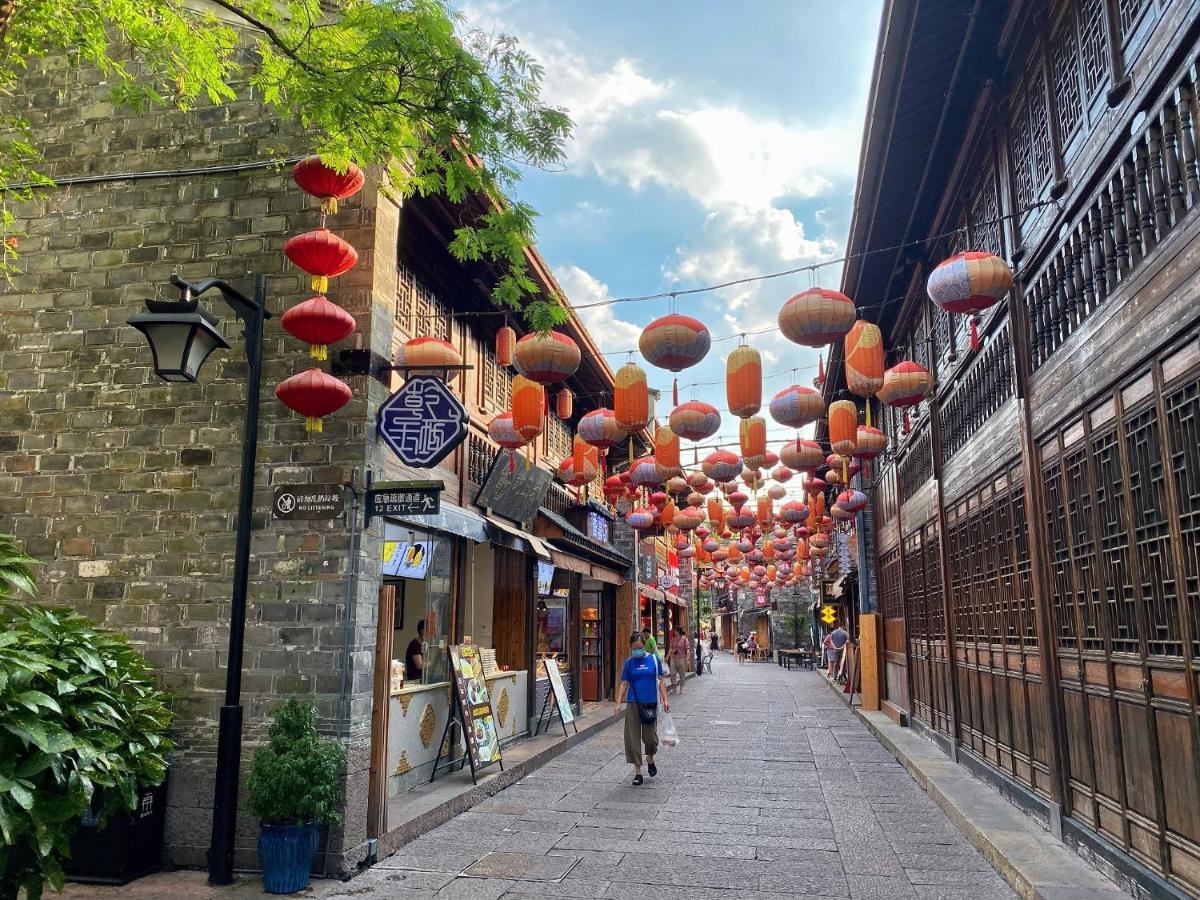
641, 626, 658, 657
694, 630, 704, 676
823, 631, 838, 678
616, 632, 669, 785
710, 630, 719, 651
735, 633, 747, 666
667, 625, 690, 694
829, 621, 850, 680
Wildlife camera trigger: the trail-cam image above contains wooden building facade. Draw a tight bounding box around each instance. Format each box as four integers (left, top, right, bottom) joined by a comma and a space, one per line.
831, 1, 1200, 895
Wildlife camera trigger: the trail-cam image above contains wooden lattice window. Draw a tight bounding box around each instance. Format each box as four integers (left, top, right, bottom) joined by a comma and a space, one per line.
1063, 444, 1106, 650
1051, 8, 1084, 144
1092, 426, 1139, 653
1079, 0, 1109, 97
995, 478, 1017, 646
880, 548, 904, 619
924, 522, 944, 640
969, 164, 1003, 257
903, 532, 927, 640
395, 263, 417, 335
1116, 0, 1151, 41
1164, 372, 1200, 658
1044, 458, 1079, 647
1010, 85, 1036, 211
1028, 65, 1054, 191
1010, 475, 1038, 646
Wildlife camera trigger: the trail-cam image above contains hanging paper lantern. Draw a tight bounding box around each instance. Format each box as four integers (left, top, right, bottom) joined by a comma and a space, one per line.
661, 499, 677, 527
703, 538, 720, 553
828, 400, 858, 456
780, 500, 809, 523
728, 489, 749, 510
688, 471, 710, 489
513, 331, 581, 384
763, 450, 779, 469
707, 498, 725, 527
511, 375, 545, 442
674, 509, 704, 531
702, 450, 742, 482
615, 362, 651, 433
603, 474, 625, 502
844, 320, 886, 397
495, 325, 516, 367
280, 296, 356, 361
578, 408, 625, 452
555, 388, 574, 421
772, 465, 794, 483
739, 416, 767, 470
767, 484, 787, 501
729, 509, 756, 530
669, 401, 721, 442
283, 229, 358, 292
639, 314, 711, 371
629, 456, 665, 487
854, 425, 888, 460
558, 454, 598, 487
832, 505, 855, 521
686, 491, 705, 508
757, 496, 774, 526
649, 490, 668, 510
292, 156, 365, 214
927, 250, 1014, 315
779, 438, 825, 471
768, 385, 824, 429
666, 475, 690, 496
487, 412, 526, 451
877, 361, 933, 407
626, 508, 656, 531
778, 287, 856, 347
275, 367, 351, 432
396, 336, 463, 379
654, 425, 681, 470
836, 490, 868, 514
726, 344, 762, 418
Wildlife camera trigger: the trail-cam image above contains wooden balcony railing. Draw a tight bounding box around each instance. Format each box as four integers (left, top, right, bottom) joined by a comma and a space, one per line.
937, 322, 1015, 461
1024, 49, 1200, 369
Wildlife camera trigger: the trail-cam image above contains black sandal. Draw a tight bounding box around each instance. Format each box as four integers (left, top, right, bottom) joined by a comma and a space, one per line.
632, 774, 643, 786
648, 762, 657, 777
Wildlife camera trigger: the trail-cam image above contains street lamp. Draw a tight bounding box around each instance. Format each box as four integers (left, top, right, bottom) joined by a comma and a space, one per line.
129, 273, 270, 886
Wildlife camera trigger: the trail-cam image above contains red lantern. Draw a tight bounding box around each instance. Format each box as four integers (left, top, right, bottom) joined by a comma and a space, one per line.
669, 401, 721, 442
275, 367, 351, 432
496, 326, 516, 367
283, 229, 358, 293
513, 331, 581, 383
702, 450, 742, 482
556, 388, 574, 420
877, 361, 933, 407
280, 296, 356, 361
292, 156, 365, 214
488, 411, 527, 472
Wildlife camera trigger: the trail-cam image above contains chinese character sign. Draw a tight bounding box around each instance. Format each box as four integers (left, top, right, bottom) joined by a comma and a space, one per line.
377, 376, 468, 467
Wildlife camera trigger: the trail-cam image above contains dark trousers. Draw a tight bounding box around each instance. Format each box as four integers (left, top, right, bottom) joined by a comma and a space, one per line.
695, 650, 703, 675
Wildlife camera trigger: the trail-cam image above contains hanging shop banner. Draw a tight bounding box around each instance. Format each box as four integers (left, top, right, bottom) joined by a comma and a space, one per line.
542, 658, 575, 725
382, 540, 434, 579
449, 643, 502, 769
475, 451, 552, 528
377, 376, 468, 467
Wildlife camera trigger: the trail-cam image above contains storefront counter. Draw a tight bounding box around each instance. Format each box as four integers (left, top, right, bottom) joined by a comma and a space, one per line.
386, 670, 529, 796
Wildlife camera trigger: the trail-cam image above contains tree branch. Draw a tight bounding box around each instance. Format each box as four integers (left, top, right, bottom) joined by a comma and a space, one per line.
204, 0, 323, 76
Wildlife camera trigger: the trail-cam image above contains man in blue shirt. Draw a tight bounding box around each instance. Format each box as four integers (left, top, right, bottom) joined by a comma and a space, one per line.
616, 632, 669, 785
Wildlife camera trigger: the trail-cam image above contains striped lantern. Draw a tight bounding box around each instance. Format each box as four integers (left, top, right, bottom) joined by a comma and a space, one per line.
396, 336, 463, 379
687, 470, 709, 489
768, 384, 824, 428
844, 320, 885, 397
557, 454, 598, 488
511, 375, 545, 442
686, 491, 705, 508
877, 361, 933, 408
828, 400, 858, 456
654, 424, 681, 471
772, 465, 794, 483
578, 408, 625, 451
778, 287, 856, 347
668, 400, 721, 441
625, 508, 656, 531
556, 388, 573, 420
666, 475, 690, 496
739, 416, 767, 470
614, 362, 651, 433
836, 489, 868, 514
767, 484, 787, 500
927, 251, 1013, 315
629, 456, 666, 487
702, 450, 742, 482
763, 450, 779, 469
726, 343, 762, 418
854, 425, 888, 460
639, 313, 711, 405
661, 499, 677, 527
779, 438, 825, 471
495, 325, 516, 367
780, 500, 809, 523
728, 489, 749, 510
674, 509, 705, 532
487, 411, 527, 472
513, 331, 581, 383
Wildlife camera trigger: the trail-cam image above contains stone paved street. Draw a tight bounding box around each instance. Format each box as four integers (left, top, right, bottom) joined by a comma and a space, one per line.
321, 653, 1016, 899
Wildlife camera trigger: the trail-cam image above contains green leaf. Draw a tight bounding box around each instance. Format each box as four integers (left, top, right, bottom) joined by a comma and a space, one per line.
14, 690, 62, 714
8, 781, 34, 811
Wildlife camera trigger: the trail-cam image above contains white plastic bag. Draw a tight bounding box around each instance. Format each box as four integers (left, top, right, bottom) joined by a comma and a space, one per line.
660, 711, 679, 748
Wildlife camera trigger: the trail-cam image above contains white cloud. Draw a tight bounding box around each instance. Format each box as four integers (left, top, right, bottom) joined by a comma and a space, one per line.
553, 265, 642, 352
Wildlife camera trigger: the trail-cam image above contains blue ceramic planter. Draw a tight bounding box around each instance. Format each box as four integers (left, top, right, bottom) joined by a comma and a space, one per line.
258, 822, 318, 894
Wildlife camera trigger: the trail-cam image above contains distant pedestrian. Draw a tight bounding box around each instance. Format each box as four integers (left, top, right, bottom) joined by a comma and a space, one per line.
829, 622, 850, 679
746, 634, 759, 661
668, 626, 690, 694
823, 631, 838, 678
641, 627, 659, 657
616, 632, 669, 786
710, 631, 719, 651
736, 633, 748, 666
694, 630, 704, 676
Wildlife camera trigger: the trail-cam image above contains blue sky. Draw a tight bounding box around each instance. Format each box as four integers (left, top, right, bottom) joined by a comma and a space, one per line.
461, 1, 883, 455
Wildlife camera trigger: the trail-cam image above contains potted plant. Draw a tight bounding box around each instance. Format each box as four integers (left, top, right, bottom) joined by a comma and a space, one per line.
246, 699, 345, 894
0, 535, 174, 900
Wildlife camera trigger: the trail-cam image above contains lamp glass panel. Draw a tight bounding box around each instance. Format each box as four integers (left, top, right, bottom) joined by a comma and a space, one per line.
140, 320, 199, 381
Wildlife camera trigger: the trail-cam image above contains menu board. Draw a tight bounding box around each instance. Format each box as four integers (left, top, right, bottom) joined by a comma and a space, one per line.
543, 658, 575, 725
381, 540, 434, 579
449, 644, 502, 769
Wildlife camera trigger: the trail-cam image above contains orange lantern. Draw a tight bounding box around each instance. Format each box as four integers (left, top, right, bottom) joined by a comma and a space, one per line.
396, 336, 463, 379
739, 416, 766, 470
495, 325, 516, 367
757, 496, 773, 527
877, 361, 933, 407
513, 331, 581, 384
669, 400, 721, 442
779, 438, 825, 471
778, 287, 856, 347
661, 499, 678, 527
654, 424, 681, 471
511, 375, 544, 442
844, 320, 885, 397
854, 425, 888, 460
615, 362, 651, 432
828, 400, 858, 456
556, 387, 573, 420
707, 498, 725, 527
726, 344, 762, 418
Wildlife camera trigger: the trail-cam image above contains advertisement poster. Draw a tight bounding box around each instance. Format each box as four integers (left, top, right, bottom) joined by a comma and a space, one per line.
382, 541, 434, 579
543, 658, 575, 725
448, 643, 501, 768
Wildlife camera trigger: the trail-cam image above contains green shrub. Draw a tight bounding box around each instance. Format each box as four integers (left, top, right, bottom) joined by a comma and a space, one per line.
0, 534, 173, 900
246, 699, 345, 828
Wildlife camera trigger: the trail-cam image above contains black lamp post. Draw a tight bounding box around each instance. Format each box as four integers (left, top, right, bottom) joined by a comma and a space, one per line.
129, 273, 270, 886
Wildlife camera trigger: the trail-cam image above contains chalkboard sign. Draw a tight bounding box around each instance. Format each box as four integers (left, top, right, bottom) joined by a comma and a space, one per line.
474, 451, 552, 528
449, 644, 502, 768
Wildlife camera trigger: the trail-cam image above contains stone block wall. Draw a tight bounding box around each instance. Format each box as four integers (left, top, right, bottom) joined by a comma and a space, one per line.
0, 38, 392, 872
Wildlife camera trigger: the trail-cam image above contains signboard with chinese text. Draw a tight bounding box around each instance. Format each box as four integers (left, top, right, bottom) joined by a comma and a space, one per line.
449, 643, 502, 769
272, 484, 344, 521
367, 481, 442, 520
586, 510, 611, 543
377, 376, 468, 467
474, 451, 551, 528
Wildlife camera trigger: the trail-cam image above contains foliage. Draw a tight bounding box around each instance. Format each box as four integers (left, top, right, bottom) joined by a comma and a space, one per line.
246, 699, 345, 828
0, 533, 36, 601
0, 0, 572, 329
0, 584, 174, 900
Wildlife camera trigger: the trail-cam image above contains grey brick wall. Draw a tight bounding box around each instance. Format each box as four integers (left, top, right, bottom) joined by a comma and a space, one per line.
0, 41, 393, 872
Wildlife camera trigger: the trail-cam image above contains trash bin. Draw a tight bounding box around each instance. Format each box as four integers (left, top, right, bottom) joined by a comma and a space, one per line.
65, 779, 168, 885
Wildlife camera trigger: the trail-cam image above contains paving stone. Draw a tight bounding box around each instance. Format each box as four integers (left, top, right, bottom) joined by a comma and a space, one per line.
433, 878, 516, 899
462, 851, 578, 881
